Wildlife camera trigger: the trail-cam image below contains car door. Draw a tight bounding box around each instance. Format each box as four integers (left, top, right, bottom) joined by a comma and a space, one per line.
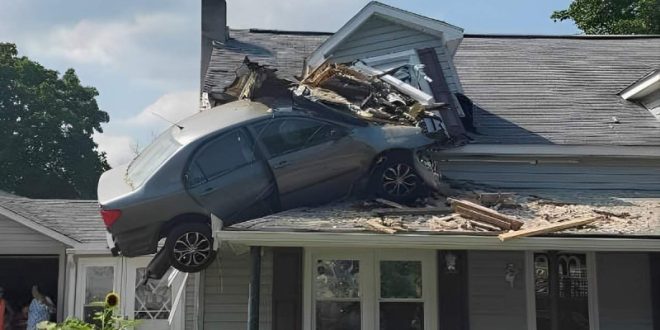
253, 117, 369, 209
185, 128, 276, 224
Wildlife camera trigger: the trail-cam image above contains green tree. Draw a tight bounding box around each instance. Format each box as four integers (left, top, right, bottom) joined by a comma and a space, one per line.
0, 43, 110, 199
552, 0, 660, 34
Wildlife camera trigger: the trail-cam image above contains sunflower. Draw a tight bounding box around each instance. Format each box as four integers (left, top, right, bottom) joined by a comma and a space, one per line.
105, 292, 120, 308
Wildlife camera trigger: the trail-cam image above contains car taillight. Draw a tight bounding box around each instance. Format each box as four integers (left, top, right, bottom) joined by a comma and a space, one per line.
101, 209, 122, 228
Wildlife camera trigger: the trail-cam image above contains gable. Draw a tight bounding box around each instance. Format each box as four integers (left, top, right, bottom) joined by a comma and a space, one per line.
0, 214, 67, 253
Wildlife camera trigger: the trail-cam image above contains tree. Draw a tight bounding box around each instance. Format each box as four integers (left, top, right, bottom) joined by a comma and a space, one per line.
552, 0, 660, 34
0, 43, 110, 199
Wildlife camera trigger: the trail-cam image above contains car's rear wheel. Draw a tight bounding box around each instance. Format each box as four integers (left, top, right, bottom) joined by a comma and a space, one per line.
371, 152, 423, 203
165, 223, 216, 273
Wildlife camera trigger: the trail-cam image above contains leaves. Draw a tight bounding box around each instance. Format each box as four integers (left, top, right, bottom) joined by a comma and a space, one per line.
0, 43, 110, 199
552, 0, 660, 34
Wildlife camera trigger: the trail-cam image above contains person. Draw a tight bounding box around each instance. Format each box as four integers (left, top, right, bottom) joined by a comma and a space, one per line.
0, 287, 14, 330
26, 286, 54, 330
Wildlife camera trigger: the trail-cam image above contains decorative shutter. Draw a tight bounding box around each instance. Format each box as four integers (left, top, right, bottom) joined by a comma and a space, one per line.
438, 250, 469, 330
272, 247, 303, 330
651, 253, 660, 330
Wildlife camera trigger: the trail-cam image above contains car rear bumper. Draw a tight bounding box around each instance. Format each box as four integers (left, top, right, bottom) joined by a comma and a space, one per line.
111, 225, 160, 257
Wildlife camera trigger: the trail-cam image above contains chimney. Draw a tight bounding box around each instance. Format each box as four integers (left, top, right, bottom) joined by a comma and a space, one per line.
201, 0, 227, 95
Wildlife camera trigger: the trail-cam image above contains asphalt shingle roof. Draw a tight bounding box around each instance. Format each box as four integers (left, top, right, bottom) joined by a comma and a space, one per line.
204, 30, 660, 146
0, 197, 104, 244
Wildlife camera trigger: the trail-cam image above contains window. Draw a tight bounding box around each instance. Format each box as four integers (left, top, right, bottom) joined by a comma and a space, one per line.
308, 250, 436, 330
79, 264, 116, 324
534, 252, 590, 330
127, 129, 181, 188
134, 268, 172, 320
255, 119, 342, 157
193, 129, 255, 179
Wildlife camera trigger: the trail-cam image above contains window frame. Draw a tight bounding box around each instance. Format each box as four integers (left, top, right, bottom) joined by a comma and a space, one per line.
304, 248, 437, 330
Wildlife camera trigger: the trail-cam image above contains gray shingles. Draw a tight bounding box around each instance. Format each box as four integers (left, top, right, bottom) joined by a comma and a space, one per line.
204, 30, 660, 146
0, 197, 104, 244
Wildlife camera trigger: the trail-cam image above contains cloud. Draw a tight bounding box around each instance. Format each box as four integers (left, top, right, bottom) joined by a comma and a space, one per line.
95, 90, 199, 167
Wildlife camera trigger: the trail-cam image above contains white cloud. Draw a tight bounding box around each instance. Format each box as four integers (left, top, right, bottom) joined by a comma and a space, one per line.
131, 90, 200, 128
94, 133, 136, 168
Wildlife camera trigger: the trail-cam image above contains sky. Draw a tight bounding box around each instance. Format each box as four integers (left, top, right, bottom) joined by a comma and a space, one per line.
0, 0, 579, 167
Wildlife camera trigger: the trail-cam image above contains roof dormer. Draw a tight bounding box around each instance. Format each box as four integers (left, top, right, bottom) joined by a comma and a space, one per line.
620, 69, 660, 119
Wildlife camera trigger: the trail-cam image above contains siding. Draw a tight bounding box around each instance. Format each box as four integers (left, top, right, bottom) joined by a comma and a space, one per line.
597, 253, 654, 330
330, 16, 461, 93
184, 272, 198, 330
438, 158, 660, 192
0, 214, 66, 254
468, 251, 528, 330
203, 247, 273, 330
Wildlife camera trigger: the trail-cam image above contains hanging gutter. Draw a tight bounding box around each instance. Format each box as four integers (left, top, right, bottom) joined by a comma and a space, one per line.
215, 230, 660, 252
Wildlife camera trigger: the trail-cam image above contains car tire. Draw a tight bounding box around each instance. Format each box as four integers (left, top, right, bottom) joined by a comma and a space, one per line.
165, 222, 217, 273
371, 152, 424, 203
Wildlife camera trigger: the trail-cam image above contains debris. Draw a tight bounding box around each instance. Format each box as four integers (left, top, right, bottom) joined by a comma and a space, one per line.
448, 198, 524, 230
593, 209, 631, 218
432, 214, 458, 222
375, 198, 405, 209
373, 206, 452, 217
477, 192, 516, 207
535, 200, 577, 207
498, 216, 604, 241
468, 220, 502, 232
364, 219, 397, 234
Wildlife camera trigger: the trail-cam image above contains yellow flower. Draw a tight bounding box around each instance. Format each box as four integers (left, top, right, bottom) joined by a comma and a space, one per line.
105, 292, 120, 308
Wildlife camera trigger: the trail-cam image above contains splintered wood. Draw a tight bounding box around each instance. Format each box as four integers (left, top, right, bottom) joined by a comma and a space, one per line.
448, 198, 524, 231
498, 216, 603, 241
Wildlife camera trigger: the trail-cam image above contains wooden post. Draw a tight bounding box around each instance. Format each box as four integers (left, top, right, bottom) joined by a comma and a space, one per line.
248, 246, 262, 330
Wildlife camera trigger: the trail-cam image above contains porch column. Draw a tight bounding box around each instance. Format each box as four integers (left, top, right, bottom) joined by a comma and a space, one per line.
248, 246, 262, 330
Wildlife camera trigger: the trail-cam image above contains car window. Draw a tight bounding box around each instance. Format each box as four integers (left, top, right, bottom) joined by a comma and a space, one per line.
255, 118, 344, 157
184, 163, 206, 188
193, 130, 255, 179
126, 128, 182, 188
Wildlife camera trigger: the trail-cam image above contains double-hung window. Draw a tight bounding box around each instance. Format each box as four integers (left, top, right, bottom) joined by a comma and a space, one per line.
306, 249, 437, 330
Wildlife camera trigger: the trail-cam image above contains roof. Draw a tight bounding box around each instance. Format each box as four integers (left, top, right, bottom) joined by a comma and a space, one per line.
0, 196, 105, 244
204, 31, 660, 147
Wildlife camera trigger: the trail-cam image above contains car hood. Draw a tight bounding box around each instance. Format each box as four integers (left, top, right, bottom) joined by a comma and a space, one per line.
97, 164, 133, 206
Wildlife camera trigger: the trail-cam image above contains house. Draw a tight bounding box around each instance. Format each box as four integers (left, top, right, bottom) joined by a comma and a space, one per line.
195, 1, 660, 330
0, 194, 197, 329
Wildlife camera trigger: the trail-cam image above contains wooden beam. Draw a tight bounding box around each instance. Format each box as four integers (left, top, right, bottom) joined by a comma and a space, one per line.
454, 205, 511, 230
448, 198, 524, 230
364, 219, 397, 234
498, 217, 603, 242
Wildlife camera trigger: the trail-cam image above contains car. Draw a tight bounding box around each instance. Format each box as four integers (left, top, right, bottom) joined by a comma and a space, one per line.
98, 99, 442, 275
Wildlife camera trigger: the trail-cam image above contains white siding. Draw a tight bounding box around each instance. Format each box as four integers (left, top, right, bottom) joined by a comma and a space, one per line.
597, 253, 654, 330
0, 214, 66, 254
203, 247, 273, 330
468, 251, 528, 330
184, 272, 199, 330
329, 16, 462, 93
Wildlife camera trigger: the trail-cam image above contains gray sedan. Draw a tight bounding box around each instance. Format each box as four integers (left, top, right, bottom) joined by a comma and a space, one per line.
98, 100, 441, 274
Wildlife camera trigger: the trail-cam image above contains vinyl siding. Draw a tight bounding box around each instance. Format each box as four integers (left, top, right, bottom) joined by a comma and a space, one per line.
203, 247, 273, 330
438, 158, 660, 192
468, 251, 528, 330
329, 16, 461, 93
184, 272, 198, 330
597, 253, 654, 330
0, 214, 66, 253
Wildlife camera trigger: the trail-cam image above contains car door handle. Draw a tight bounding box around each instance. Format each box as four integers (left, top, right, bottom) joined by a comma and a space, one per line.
272, 160, 289, 169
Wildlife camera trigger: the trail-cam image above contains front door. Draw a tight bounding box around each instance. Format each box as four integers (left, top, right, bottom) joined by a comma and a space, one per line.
186, 128, 275, 223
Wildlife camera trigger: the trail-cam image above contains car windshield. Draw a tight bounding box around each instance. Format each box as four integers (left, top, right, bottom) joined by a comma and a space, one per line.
126, 129, 182, 188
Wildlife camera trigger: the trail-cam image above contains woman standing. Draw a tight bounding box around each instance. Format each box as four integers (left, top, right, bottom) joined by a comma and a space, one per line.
26, 285, 54, 330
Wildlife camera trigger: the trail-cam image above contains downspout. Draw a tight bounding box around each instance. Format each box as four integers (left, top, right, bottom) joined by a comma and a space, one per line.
248, 246, 262, 330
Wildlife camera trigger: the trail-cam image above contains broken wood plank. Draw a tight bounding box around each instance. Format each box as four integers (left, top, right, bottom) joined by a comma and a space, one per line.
468, 220, 502, 232
431, 214, 459, 222
498, 216, 603, 242
375, 198, 405, 209
448, 198, 524, 230
364, 219, 397, 234
454, 205, 512, 230
373, 207, 452, 217
593, 209, 631, 218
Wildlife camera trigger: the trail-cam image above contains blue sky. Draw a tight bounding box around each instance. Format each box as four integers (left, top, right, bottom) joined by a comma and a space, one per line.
0, 0, 578, 167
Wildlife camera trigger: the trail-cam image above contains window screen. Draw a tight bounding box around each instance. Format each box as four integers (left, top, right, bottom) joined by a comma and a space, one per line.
194, 130, 255, 179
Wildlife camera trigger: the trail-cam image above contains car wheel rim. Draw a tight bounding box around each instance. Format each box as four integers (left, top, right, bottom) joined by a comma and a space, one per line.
382, 163, 417, 197
173, 232, 212, 267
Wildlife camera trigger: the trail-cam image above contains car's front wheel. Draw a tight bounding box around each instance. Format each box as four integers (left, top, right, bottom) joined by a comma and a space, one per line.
165, 223, 216, 273
371, 152, 424, 203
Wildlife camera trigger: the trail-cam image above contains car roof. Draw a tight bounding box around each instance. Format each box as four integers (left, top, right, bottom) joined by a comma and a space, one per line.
172, 100, 272, 144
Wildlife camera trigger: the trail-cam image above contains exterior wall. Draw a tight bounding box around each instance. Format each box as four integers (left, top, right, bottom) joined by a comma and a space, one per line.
330, 16, 462, 93
0, 214, 67, 254
438, 158, 660, 192
468, 251, 528, 330
203, 247, 273, 330
184, 272, 199, 330
597, 252, 654, 330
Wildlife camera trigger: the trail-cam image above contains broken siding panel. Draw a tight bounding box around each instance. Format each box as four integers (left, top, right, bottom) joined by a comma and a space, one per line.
468, 251, 527, 330
597, 253, 653, 330
0, 214, 66, 253
203, 247, 273, 330
438, 159, 660, 191
329, 16, 460, 93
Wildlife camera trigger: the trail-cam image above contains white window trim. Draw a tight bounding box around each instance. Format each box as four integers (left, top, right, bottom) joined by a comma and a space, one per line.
524, 251, 599, 330
303, 248, 437, 330
75, 257, 122, 319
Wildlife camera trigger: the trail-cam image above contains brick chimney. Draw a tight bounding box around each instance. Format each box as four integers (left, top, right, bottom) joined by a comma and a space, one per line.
201, 0, 227, 94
